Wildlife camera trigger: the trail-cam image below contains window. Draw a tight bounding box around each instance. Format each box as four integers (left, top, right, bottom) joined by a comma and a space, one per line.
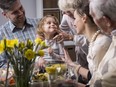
43, 0, 62, 22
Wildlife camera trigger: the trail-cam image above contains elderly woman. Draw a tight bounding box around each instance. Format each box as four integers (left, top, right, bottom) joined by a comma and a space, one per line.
88, 0, 116, 87
58, 0, 76, 35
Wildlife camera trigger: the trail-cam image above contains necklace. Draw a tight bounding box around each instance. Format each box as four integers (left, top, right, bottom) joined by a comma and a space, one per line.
90, 30, 101, 43
88, 29, 101, 58
89, 30, 101, 49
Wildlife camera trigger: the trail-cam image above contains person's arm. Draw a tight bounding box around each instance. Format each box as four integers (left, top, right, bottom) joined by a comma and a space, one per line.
76, 82, 86, 87
50, 52, 62, 60
0, 27, 7, 68
92, 58, 116, 87
78, 66, 89, 79
49, 43, 64, 60
75, 83, 89, 87
53, 31, 74, 43
72, 64, 89, 79
0, 27, 7, 67
0, 52, 8, 68
0, 59, 7, 68
63, 49, 91, 80
60, 14, 70, 32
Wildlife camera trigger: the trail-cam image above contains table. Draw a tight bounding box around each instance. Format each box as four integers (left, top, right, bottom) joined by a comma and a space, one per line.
30, 80, 75, 87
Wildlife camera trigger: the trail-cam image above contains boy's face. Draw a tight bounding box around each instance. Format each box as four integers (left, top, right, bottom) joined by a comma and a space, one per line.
43, 17, 59, 35
2, 0, 25, 25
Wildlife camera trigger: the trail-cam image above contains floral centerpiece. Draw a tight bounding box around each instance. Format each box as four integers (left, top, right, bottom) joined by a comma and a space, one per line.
0, 38, 47, 87
45, 63, 67, 82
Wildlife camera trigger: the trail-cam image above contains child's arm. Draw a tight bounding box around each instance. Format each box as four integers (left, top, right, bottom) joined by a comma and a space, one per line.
50, 52, 63, 60
48, 43, 64, 60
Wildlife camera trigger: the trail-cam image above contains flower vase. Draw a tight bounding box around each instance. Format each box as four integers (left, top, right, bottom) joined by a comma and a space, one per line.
49, 74, 57, 82
48, 74, 57, 87
0, 38, 46, 87
14, 75, 30, 87
13, 63, 34, 87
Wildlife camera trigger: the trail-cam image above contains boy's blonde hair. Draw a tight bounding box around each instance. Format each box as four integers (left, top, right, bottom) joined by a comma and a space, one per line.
37, 15, 60, 40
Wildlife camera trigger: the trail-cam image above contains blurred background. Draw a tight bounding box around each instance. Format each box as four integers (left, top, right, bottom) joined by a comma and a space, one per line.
0, 0, 63, 26
0, 0, 76, 61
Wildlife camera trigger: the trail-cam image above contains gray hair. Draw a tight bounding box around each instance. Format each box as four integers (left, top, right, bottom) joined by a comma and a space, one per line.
58, 0, 81, 11
0, 0, 17, 12
90, 0, 116, 21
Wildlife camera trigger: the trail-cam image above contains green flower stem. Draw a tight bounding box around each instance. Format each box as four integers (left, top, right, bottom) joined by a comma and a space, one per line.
15, 76, 29, 87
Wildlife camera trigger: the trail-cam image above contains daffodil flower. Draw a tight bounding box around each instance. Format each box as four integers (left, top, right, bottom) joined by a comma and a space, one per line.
1, 39, 18, 48
0, 39, 18, 54
45, 66, 56, 74
35, 38, 42, 44
18, 42, 25, 50
26, 39, 33, 48
38, 50, 44, 57
25, 49, 35, 60
0, 43, 4, 54
40, 41, 48, 49
8, 39, 18, 47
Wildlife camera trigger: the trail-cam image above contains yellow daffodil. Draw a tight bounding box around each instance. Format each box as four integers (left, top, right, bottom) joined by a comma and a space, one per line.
35, 38, 42, 44
40, 41, 48, 49
18, 42, 25, 49
46, 66, 56, 74
0, 40, 5, 47
0, 39, 18, 53
0, 43, 4, 54
52, 64, 66, 69
1, 39, 18, 48
28, 39, 33, 45
25, 49, 35, 60
40, 41, 46, 47
52, 64, 67, 74
26, 39, 33, 48
38, 50, 44, 57
36, 73, 48, 81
